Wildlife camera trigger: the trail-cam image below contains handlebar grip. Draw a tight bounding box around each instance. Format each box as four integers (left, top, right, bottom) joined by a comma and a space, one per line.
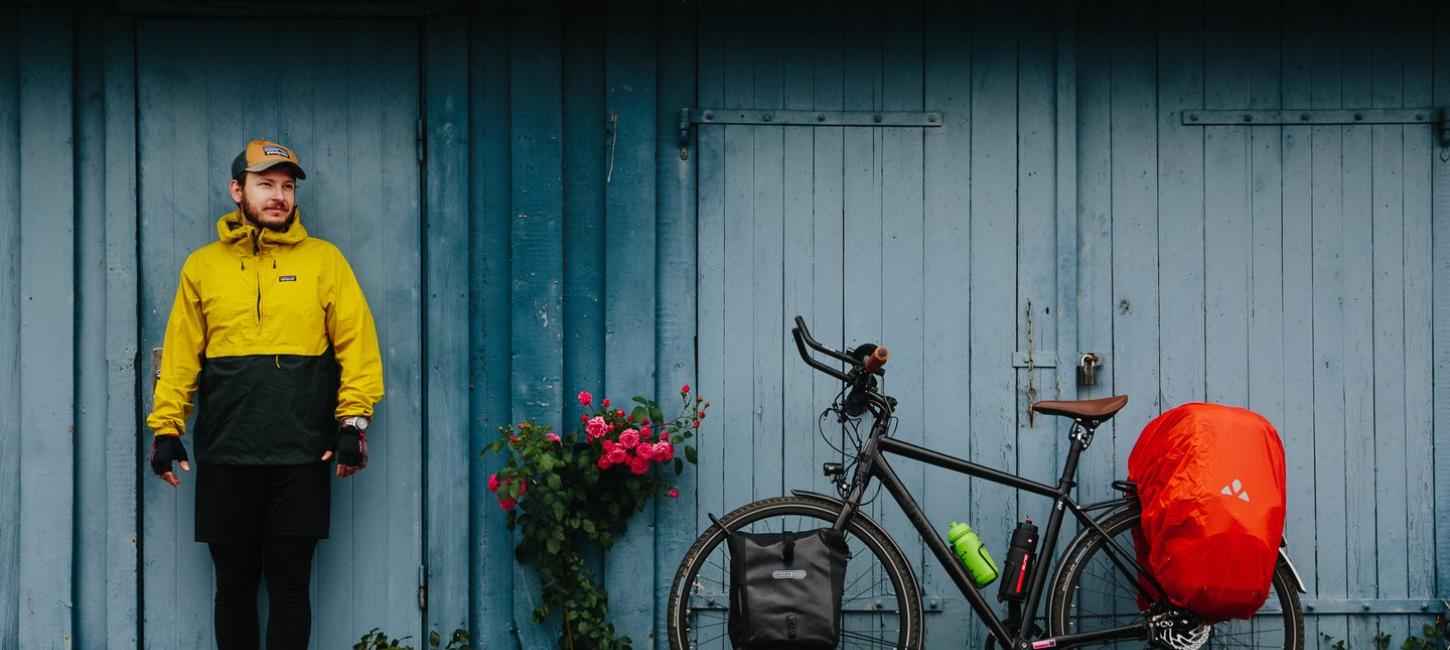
864, 346, 889, 373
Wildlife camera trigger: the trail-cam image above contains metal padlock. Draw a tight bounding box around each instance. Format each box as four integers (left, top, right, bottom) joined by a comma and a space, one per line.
1077, 353, 1103, 387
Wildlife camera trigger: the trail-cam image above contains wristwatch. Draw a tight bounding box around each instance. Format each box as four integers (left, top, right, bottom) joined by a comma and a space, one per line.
342, 416, 370, 430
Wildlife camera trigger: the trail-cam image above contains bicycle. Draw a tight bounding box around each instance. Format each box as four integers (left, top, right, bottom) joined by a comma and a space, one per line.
666, 316, 1307, 649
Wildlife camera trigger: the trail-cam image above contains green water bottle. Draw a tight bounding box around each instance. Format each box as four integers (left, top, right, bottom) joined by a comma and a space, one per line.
948, 522, 1000, 587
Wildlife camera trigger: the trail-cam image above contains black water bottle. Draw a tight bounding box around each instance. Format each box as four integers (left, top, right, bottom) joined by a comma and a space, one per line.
997, 518, 1039, 602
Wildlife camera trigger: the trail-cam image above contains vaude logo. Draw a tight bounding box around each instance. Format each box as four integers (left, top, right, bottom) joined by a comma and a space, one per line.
772, 570, 808, 580
1221, 478, 1250, 502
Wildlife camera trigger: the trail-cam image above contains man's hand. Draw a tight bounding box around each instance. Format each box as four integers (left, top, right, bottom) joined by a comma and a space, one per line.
149, 434, 191, 487
322, 417, 368, 478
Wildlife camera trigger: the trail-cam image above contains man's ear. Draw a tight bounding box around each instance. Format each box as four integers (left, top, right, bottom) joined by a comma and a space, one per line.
229, 177, 244, 203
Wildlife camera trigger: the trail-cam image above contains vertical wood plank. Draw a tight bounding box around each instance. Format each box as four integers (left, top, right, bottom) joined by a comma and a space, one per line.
1016, 0, 1060, 509
17, 7, 76, 646
652, 0, 699, 633
0, 7, 19, 646
1073, 1, 1115, 507
1156, 0, 1205, 411
1202, 0, 1251, 407
1431, 0, 1450, 607
1400, 0, 1435, 610
748, 0, 784, 504
1370, 3, 1410, 641
967, 3, 1018, 626
1279, 5, 1320, 635
509, 10, 566, 645
1341, 4, 1378, 643
880, 0, 927, 588
74, 10, 109, 647
921, 0, 974, 635
603, 3, 658, 644
425, 14, 471, 641
1110, 0, 1159, 481
102, 15, 140, 648
468, 5, 516, 643
692, 0, 728, 537
1310, 2, 1349, 641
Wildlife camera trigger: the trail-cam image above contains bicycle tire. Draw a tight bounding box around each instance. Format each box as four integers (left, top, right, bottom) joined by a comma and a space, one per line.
1046, 508, 1305, 649
666, 495, 924, 649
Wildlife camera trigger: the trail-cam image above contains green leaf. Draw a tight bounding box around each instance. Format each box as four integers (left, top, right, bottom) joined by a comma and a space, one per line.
547, 473, 561, 490
685, 445, 697, 463
430, 630, 441, 647
582, 519, 596, 534
650, 407, 664, 424
674, 459, 684, 475
631, 406, 648, 421
547, 537, 560, 554
631, 395, 649, 405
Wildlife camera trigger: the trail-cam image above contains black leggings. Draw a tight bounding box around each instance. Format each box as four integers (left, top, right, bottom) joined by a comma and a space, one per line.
209, 536, 318, 650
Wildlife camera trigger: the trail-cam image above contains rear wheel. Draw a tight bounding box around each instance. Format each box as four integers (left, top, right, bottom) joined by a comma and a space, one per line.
1047, 508, 1304, 649
665, 495, 924, 649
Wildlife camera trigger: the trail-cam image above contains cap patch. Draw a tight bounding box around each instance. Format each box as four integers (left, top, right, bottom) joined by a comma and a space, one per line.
262, 145, 291, 158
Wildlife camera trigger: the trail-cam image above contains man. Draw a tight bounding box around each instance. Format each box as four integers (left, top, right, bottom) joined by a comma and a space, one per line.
146, 138, 384, 649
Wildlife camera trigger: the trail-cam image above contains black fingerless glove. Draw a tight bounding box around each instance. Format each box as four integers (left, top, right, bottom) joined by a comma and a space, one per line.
149, 434, 189, 475
334, 422, 368, 468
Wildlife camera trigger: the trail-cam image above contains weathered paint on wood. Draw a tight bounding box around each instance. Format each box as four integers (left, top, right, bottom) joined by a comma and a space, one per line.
425, 16, 472, 641
18, 7, 76, 647
0, 7, 21, 647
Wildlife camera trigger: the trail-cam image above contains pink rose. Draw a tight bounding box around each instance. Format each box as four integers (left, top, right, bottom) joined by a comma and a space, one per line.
681, 383, 690, 394
608, 447, 628, 464
517, 479, 527, 495
602, 439, 616, 453
616, 409, 626, 418
578, 391, 593, 406
619, 429, 640, 449
586, 416, 608, 441
596, 455, 613, 470
635, 443, 655, 461
546, 432, 561, 444
654, 442, 674, 460
498, 498, 516, 511
640, 425, 652, 439
487, 473, 500, 492
668, 488, 679, 498
629, 456, 650, 475
602, 398, 610, 408
659, 432, 670, 442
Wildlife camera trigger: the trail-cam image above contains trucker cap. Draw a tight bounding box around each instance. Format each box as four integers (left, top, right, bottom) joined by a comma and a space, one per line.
231, 138, 306, 180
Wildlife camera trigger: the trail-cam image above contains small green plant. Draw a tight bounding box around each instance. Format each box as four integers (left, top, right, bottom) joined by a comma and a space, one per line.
355, 627, 470, 650
486, 386, 707, 649
1320, 618, 1447, 650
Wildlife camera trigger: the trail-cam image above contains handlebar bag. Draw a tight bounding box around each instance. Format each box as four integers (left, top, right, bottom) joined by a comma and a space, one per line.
1128, 402, 1286, 622
726, 527, 851, 649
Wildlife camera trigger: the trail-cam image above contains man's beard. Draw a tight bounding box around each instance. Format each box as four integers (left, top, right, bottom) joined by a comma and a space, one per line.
239, 194, 294, 231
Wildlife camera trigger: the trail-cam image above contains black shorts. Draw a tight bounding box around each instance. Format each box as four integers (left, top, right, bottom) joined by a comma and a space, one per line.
195, 463, 332, 543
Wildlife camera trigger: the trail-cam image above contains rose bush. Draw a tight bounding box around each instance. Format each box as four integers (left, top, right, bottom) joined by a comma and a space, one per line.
486, 385, 707, 649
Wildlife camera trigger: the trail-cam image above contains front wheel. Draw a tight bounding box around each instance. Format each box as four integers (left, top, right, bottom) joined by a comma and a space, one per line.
1047, 508, 1305, 649
666, 495, 924, 649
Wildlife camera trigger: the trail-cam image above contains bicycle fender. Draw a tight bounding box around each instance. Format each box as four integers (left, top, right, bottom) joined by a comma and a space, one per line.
789, 489, 916, 571
1277, 548, 1307, 594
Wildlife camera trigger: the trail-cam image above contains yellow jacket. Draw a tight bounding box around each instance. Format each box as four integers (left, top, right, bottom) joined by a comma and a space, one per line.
146, 210, 384, 464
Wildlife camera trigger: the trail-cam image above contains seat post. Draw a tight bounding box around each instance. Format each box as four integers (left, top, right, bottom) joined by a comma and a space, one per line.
1057, 421, 1094, 491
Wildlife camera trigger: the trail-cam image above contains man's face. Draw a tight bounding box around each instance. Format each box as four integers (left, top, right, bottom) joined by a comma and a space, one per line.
230, 168, 297, 230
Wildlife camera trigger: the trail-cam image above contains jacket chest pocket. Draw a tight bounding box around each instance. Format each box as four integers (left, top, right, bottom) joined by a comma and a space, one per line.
265, 268, 326, 332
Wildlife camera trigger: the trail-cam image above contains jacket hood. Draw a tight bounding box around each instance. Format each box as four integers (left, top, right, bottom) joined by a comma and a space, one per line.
216, 209, 310, 249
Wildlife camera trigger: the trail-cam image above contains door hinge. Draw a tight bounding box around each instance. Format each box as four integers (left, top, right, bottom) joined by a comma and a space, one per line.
418, 565, 428, 611
416, 118, 426, 164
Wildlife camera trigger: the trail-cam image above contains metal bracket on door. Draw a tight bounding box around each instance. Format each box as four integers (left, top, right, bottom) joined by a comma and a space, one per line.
678, 107, 944, 159
1181, 107, 1450, 147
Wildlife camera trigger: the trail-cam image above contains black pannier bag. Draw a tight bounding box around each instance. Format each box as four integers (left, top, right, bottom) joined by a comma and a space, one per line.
726, 526, 851, 649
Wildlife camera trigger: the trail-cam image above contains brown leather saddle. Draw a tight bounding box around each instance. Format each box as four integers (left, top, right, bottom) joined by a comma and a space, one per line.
1030, 395, 1128, 429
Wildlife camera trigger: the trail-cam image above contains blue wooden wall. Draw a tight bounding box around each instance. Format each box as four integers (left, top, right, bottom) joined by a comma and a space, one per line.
0, 1, 1447, 649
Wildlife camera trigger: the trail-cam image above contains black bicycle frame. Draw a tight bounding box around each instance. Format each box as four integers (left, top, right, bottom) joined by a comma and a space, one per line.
831, 411, 1155, 649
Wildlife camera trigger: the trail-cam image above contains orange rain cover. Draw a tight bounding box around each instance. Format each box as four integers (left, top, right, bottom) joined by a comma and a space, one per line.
1127, 403, 1286, 622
